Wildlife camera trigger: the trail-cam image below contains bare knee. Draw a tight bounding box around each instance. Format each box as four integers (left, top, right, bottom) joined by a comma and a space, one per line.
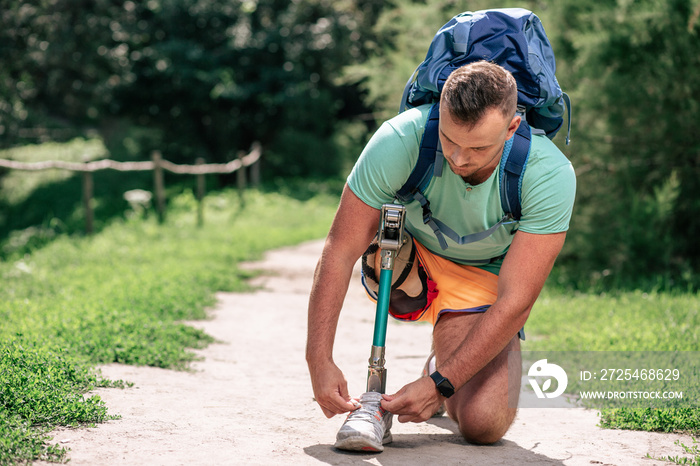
450, 405, 515, 445
459, 422, 508, 445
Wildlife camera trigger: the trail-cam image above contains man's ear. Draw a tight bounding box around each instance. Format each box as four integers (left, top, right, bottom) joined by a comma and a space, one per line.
506, 115, 522, 139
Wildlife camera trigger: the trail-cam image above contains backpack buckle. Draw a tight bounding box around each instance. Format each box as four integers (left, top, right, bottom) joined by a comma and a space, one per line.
421, 199, 432, 224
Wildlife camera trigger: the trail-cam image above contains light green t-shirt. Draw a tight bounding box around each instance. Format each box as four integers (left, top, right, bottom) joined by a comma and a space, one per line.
347, 104, 576, 274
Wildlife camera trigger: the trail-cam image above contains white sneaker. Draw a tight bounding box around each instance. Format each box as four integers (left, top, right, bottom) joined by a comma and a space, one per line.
421, 351, 446, 417
334, 391, 393, 452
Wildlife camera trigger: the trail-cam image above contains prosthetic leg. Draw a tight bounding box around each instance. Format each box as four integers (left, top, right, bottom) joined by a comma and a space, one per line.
334, 204, 406, 452
366, 203, 406, 393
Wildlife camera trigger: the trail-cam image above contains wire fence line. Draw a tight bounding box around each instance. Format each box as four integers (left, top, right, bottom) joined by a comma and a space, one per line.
0, 142, 262, 233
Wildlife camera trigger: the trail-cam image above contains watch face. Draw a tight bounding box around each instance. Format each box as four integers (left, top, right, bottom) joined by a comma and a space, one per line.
438, 379, 455, 398
430, 371, 455, 398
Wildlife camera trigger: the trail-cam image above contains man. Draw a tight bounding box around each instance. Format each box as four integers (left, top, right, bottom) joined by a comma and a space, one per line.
306, 61, 576, 451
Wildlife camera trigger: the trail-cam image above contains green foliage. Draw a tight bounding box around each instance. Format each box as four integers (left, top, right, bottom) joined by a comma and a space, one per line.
0, 190, 337, 364
526, 289, 700, 351
0, 338, 122, 465
0, 0, 385, 178
0, 138, 107, 205
0, 410, 67, 465
647, 437, 700, 465
263, 176, 345, 202
0, 339, 116, 426
542, 0, 700, 289
5, 0, 700, 287
603, 408, 700, 433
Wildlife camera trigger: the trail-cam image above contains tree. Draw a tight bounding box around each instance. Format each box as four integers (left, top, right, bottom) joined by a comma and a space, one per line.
0, 0, 387, 177
0, 1, 120, 144
546, 0, 700, 288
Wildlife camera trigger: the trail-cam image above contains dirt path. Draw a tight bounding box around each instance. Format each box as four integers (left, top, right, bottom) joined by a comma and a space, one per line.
40, 240, 688, 465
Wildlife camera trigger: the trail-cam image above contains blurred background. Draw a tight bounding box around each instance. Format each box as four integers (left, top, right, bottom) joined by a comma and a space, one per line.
1, 0, 699, 291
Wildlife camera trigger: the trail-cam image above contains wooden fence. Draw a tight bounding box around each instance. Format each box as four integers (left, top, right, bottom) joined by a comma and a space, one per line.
0, 142, 262, 234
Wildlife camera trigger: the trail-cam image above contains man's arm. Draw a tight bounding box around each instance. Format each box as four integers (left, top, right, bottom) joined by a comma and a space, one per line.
382, 230, 566, 421
306, 184, 381, 418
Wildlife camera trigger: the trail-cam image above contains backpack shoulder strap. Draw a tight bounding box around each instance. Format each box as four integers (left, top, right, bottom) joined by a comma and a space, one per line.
395, 104, 442, 203
499, 119, 532, 221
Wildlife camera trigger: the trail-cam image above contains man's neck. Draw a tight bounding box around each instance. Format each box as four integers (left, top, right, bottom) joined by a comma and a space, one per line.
462, 168, 495, 186
461, 144, 505, 186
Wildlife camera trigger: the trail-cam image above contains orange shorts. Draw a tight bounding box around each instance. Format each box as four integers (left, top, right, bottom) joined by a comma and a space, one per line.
362, 239, 499, 326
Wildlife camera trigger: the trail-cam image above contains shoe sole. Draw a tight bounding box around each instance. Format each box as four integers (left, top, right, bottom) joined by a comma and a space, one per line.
334, 431, 393, 453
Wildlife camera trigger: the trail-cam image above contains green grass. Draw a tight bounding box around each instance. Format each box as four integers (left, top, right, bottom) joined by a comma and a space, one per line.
0, 187, 338, 464
647, 437, 700, 465
525, 287, 700, 442
0, 340, 126, 464
526, 289, 700, 351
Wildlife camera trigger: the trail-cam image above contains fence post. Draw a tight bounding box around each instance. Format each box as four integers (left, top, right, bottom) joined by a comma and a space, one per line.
250, 156, 260, 188
82, 162, 94, 235
152, 151, 166, 223
196, 157, 205, 227
236, 151, 247, 208
237, 151, 247, 191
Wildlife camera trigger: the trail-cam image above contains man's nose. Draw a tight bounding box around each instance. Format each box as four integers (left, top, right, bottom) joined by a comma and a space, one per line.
449, 148, 470, 166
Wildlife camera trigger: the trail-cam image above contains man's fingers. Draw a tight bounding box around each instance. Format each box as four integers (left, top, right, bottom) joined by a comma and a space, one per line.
310, 363, 359, 418
339, 382, 351, 401
319, 394, 358, 418
382, 387, 406, 413
336, 398, 359, 412
381, 381, 437, 423
395, 406, 432, 424
381, 391, 408, 413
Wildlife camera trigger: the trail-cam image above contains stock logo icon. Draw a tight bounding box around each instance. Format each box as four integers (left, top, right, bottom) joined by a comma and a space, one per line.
528, 359, 568, 399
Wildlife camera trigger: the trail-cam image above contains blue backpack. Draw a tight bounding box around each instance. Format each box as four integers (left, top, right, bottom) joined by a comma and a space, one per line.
396, 8, 571, 254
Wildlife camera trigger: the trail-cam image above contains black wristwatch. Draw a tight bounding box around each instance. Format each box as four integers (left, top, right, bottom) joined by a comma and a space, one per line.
429, 370, 455, 398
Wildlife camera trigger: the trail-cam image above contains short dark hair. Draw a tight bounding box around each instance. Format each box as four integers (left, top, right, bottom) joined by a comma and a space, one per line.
441, 61, 518, 126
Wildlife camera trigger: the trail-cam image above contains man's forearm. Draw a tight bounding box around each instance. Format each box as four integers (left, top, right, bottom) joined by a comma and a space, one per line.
305, 248, 356, 368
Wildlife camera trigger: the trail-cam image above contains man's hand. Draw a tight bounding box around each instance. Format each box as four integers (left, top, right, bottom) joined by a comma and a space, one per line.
309, 360, 359, 418
381, 377, 444, 423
